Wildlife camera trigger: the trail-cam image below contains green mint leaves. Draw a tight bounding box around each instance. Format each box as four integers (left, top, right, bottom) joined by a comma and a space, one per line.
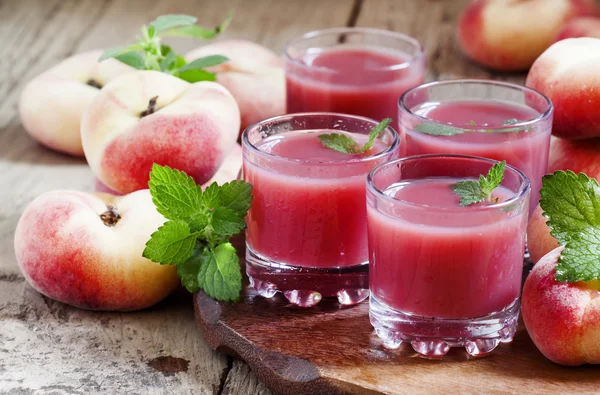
143, 164, 252, 301
99, 14, 231, 83
452, 161, 506, 206
318, 118, 392, 154
415, 118, 525, 136
540, 171, 600, 283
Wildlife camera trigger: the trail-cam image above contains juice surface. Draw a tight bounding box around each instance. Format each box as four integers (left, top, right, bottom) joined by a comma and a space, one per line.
368, 177, 526, 318
286, 47, 424, 125
404, 100, 550, 215
245, 130, 390, 268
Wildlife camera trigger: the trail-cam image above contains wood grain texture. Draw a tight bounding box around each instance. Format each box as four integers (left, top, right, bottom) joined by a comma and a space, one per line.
195, 282, 600, 395
0, 0, 355, 393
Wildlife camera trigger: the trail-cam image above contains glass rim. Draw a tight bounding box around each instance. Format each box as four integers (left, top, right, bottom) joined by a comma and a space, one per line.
366, 154, 531, 212
283, 27, 425, 72
398, 79, 554, 132
241, 112, 400, 165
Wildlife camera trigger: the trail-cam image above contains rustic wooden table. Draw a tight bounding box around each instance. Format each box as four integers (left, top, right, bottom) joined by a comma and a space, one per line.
0, 0, 530, 394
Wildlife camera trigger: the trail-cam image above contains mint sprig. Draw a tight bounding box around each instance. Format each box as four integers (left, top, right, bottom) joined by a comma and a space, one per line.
452, 161, 506, 206
99, 14, 231, 83
143, 164, 252, 301
415, 118, 527, 136
540, 171, 600, 282
318, 118, 392, 154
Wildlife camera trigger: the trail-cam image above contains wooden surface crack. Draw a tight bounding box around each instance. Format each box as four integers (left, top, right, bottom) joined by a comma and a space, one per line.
218, 356, 234, 395
346, 0, 364, 27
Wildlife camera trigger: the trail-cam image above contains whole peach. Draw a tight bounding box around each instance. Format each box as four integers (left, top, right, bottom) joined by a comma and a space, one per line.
527, 136, 600, 262
555, 16, 600, 41
527, 205, 560, 264
186, 40, 285, 132
522, 247, 600, 365
18, 50, 133, 156
202, 143, 242, 187
14, 190, 179, 311
93, 143, 242, 195
457, 0, 598, 71
526, 38, 600, 139
81, 70, 240, 194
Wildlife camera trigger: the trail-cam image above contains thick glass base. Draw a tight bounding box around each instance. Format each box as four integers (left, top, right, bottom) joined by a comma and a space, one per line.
246, 246, 369, 307
370, 295, 519, 358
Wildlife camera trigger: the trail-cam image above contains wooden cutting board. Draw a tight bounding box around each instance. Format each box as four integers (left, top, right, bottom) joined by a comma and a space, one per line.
193, 240, 600, 395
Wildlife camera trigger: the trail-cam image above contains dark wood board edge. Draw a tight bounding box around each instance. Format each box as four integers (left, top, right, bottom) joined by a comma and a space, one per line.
193, 291, 381, 395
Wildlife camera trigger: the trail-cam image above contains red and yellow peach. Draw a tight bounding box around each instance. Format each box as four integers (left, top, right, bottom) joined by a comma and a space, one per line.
555, 16, 600, 41
186, 40, 285, 132
526, 38, 600, 139
81, 70, 240, 194
522, 247, 600, 365
14, 189, 179, 311
18, 50, 133, 156
457, 0, 598, 71
527, 137, 600, 262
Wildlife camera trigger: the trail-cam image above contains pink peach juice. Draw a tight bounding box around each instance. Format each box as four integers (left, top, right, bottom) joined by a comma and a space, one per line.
242, 113, 400, 306
367, 155, 530, 356
245, 132, 391, 268
399, 81, 553, 217
285, 29, 425, 125
368, 178, 526, 318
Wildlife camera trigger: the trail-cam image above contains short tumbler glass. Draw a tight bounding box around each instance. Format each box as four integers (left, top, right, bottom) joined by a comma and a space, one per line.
398, 79, 552, 216
367, 154, 530, 357
285, 28, 425, 126
242, 113, 400, 307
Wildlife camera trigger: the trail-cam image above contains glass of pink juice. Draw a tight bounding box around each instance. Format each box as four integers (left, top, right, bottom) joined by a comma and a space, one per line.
398, 80, 552, 216
242, 113, 400, 307
285, 28, 425, 126
367, 155, 530, 357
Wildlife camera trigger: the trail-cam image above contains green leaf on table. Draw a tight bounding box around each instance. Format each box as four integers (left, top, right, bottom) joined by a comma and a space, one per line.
540, 171, 600, 282
219, 180, 253, 216
143, 164, 251, 302
143, 220, 197, 265
197, 243, 242, 301
212, 207, 247, 236
148, 164, 202, 222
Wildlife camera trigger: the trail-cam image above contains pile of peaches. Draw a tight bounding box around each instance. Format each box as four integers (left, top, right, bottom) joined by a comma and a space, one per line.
11, 0, 600, 367
14, 37, 284, 311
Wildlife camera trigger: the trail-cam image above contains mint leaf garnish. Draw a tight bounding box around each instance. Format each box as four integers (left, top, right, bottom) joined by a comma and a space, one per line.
143, 220, 198, 265
319, 118, 392, 154
414, 123, 462, 136
415, 118, 526, 136
318, 133, 360, 154
143, 165, 252, 301
540, 171, 600, 282
452, 161, 506, 206
99, 14, 230, 83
